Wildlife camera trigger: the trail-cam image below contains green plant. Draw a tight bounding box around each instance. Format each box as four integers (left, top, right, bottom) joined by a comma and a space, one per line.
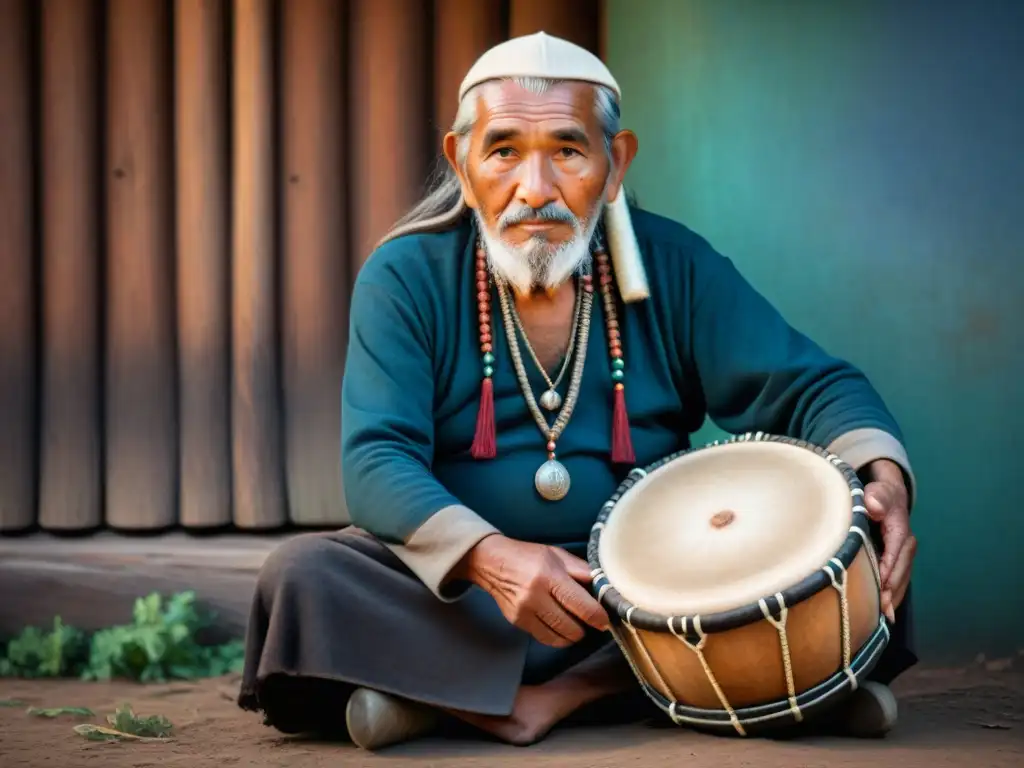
0, 617, 88, 678
74, 703, 174, 742
0, 591, 245, 683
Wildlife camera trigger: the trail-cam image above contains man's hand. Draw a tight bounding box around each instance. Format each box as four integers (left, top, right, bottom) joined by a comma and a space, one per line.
452, 535, 610, 648
863, 459, 917, 623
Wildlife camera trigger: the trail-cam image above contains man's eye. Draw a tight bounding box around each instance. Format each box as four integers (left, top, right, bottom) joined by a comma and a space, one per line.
559, 147, 582, 158
494, 148, 515, 159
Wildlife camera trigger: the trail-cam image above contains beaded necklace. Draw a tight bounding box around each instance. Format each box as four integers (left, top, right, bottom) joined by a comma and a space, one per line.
509, 284, 583, 413
469, 236, 636, 501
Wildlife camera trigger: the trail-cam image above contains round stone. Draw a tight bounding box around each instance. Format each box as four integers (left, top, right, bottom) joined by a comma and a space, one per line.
482, 352, 495, 365
612, 358, 625, 370
483, 365, 493, 378
611, 369, 625, 382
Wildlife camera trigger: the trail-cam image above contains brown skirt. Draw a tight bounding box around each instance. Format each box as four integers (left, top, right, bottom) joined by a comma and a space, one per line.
237, 527, 917, 735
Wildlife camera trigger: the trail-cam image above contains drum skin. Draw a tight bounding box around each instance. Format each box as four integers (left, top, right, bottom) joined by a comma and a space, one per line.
589, 433, 889, 733
618, 545, 880, 711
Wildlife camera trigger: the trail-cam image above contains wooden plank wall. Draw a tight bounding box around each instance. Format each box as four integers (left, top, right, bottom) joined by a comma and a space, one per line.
0, 0, 602, 534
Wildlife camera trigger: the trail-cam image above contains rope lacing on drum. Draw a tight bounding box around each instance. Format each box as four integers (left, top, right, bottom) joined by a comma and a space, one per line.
589, 572, 706, 733
758, 593, 802, 722
822, 557, 857, 690
590, 598, 672, 730
617, 606, 677, 715
668, 615, 746, 736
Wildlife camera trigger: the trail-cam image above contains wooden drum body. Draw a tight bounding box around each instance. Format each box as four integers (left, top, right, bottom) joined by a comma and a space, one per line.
587, 433, 890, 736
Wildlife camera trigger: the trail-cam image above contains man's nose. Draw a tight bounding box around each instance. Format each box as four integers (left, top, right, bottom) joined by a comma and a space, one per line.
514, 154, 556, 210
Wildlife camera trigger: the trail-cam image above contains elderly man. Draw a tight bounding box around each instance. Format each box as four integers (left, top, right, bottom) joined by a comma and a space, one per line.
238, 33, 918, 751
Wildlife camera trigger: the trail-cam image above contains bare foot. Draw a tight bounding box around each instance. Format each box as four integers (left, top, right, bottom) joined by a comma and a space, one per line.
445, 641, 635, 746
449, 685, 565, 746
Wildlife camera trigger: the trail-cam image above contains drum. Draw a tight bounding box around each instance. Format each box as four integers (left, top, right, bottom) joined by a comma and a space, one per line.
587, 432, 890, 736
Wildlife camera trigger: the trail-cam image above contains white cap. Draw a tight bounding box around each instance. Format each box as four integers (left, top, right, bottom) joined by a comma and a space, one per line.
458, 32, 649, 302
459, 31, 621, 102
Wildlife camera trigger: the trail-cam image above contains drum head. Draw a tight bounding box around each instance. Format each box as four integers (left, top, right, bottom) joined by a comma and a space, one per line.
598, 439, 853, 618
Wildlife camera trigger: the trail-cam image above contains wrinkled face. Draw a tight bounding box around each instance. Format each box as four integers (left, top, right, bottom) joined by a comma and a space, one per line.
445, 80, 632, 293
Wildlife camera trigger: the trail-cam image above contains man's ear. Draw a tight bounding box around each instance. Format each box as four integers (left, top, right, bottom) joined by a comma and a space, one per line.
605, 130, 638, 202
443, 132, 478, 209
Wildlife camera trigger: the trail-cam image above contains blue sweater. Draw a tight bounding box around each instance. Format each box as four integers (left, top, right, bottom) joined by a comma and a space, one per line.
341, 207, 905, 550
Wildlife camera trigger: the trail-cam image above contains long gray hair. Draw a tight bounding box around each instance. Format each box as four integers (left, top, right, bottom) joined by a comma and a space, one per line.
376, 77, 624, 248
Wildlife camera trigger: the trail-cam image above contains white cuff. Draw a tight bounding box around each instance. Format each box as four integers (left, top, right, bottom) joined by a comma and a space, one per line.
383, 504, 499, 602
828, 427, 917, 510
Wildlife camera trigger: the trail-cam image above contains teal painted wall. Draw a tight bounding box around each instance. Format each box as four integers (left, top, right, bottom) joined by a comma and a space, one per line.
606, 0, 1024, 662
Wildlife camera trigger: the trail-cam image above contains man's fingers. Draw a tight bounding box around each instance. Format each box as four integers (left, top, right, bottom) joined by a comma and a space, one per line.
550, 548, 593, 583
552, 575, 611, 631
522, 612, 574, 648
891, 578, 910, 613
886, 533, 916, 589
865, 479, 913, 586
502, 591, 574, 647
864, 485, 892, 522
547, 548, 611, 631
535, 593, 588, 644
878, 528, 906, 587
880, 590, 896, 623
887, 535, 917, 605
878, 546, 898, 590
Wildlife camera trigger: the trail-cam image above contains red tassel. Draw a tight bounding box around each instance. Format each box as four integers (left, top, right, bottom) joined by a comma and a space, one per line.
470, 378, 496, 459
611, 385, 636, 465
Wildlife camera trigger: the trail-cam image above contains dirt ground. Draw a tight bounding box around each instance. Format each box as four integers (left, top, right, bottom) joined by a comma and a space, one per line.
2, 664, 1022, 768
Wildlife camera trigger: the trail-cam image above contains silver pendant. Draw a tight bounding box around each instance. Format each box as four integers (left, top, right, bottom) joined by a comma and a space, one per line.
539, 389, 562, 411
535, 459, 571, 501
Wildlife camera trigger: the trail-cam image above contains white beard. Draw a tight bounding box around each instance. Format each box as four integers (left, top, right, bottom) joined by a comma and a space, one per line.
475, 197, 605, 296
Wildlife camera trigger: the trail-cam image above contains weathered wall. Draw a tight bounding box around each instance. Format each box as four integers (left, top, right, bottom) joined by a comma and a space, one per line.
0, 0, 601, 533
606, 0, 1024, 662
